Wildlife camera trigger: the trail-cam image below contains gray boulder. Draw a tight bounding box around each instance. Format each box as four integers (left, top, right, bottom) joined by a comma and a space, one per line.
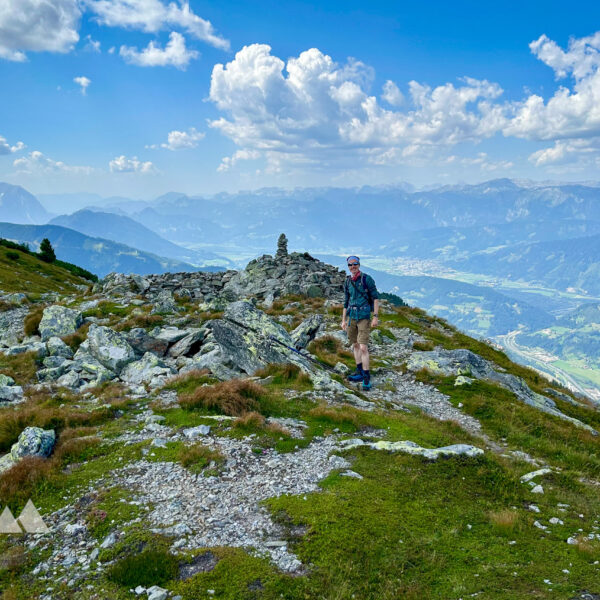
87, 324, 136, 372
38, 305, 83, 341
126, 328, 169, 357
291, 314, 324, 349
0, 374, 15, 387
0, 384, 24, 403
151, 290, 177, 314
46, 336, 74, 359
0, 426, 56, 474
168, 329, 205, 358
120, 352, 176, 387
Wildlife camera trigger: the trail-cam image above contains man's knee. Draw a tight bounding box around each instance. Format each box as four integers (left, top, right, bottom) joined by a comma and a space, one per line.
359, 344, 369, 353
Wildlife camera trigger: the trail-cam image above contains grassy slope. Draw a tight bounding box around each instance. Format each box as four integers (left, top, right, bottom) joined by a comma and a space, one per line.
0, 297, 599, 600
0, 245, 89, 295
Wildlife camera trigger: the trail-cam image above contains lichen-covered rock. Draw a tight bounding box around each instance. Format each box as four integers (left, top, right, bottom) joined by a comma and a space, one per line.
38, 305, 83, 341
0, 426, 57, 474
120, 352, 176, 386
125, 328, 170, 357
291, 315, 323, 349
46, 336, 74, 359
87, 324, 136, 372
0, 384, 23, 403
340, 438, 484, 459
151, 290, 177, 314
6, 340, 47, 358
0, 374, 15, 387
168, 329, 205, 358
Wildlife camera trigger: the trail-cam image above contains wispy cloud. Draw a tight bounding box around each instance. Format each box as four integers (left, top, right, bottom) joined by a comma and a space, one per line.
13, 150, 93, 174
120, 31, 198, 69
85, 0, 229, 50
0, 135, 25, 155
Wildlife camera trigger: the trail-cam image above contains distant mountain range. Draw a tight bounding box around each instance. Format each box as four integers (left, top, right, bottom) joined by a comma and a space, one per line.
0, 222, 204, 278
49, 210, 232, 268
0, 182, 49, 224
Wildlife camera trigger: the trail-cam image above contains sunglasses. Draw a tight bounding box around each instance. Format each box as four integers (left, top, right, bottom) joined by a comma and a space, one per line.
347, 262, 359, 266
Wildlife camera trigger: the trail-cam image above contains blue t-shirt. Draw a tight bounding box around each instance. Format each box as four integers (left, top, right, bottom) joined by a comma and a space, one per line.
344, 273, 379, 320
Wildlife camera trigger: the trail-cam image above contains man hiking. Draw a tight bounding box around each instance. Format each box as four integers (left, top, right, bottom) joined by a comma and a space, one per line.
341, 255, 380, 390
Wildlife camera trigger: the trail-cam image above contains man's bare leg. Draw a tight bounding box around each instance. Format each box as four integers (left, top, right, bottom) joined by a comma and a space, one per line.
359, 344, 369, 370
353, 343, 362, 366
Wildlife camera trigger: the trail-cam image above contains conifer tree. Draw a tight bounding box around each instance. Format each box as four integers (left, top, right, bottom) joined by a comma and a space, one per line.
38, 238, 56, 263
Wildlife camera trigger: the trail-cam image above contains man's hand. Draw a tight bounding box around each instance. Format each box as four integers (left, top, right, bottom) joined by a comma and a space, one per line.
371, 316, 379, 328
341, 319, 347, 331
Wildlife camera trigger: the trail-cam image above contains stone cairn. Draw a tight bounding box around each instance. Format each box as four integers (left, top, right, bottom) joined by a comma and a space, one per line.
276, 233, 288, 259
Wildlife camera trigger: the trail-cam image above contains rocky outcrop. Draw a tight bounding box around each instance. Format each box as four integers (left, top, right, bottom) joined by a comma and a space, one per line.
406, 348, 597, 434
38, 305, 83, 341
86, 324, 136, 372
120, 352, 176, 387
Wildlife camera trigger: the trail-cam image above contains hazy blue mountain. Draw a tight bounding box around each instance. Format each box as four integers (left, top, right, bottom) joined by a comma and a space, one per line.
0, 222, 202, 277
383, 219, 600, 261
122, 179, 600, 254
0, 183, 50, 224
48, 210, 231, 267
450, 233, 600, 295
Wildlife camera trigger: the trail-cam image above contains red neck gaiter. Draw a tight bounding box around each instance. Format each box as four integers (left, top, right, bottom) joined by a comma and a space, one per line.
351, 270, 362, 282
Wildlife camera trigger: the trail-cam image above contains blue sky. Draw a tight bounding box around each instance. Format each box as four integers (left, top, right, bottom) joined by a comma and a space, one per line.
1, 0, 600, 198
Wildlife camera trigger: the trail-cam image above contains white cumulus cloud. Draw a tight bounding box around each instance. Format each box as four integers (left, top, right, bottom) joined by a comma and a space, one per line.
85, 0, 229, 50
120, 31, 198, 69
0, 0, 81, 61
147, 127, 205, 150
13, 150, 93, 174
0, 135, 25, 155
84, 34, 101, 52
208, 44, 507, 172
74, 76, 91, 94
109, 155, 156, 173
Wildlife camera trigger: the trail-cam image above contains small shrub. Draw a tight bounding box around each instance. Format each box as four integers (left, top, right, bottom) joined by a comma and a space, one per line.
179, 379, 267, 416
177, 444, 224, 472
164, 369, 215, 394
107, 546, 178, 588
308, 335, 353, 367
413, 340, 435, 351
5, 251, 19, 261
23, 305, 44, 337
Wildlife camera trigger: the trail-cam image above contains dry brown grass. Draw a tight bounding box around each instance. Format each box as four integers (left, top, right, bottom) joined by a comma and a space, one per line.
179, 379, 266, 416
1, 589, 19, 600
308, 335, 353, 367
309, 404, 362, 427
413, 340, 436, 351
0, 351, 38, 384
61, 322, 90, 352
573, 535, 600, 556
0, 456, 54, 504
232, 411, 291, 436
177, 443, 224, 470
0, 395, 114, 452
254, 363, 312, 388
0, 299, 13, 312
23, 305, 44, 337
489, 509, 520, 534
114, 313, 164, 332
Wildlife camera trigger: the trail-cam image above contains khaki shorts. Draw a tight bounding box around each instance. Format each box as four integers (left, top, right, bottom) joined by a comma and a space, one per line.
348, 318, 370, 345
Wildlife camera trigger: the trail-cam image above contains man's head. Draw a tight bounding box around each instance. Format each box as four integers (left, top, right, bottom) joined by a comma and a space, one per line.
347, 255, 360, 274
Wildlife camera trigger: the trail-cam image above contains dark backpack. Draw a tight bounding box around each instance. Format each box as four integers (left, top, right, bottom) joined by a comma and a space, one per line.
345, 273, 374, 312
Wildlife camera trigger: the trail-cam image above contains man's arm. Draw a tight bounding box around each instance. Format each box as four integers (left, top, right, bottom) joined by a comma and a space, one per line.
371, 299, 379, 327
341, 307, 348, 330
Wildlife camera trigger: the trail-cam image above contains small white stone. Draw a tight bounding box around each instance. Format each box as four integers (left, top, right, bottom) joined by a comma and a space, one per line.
531, 485, 544, 494
528, 504, 541, 513
562, 569, 569, 574
549, 517, 564, 525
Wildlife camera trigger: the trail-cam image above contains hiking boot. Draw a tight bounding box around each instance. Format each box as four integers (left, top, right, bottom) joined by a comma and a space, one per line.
362, 378, 372, 391
347, 370, 364, 382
